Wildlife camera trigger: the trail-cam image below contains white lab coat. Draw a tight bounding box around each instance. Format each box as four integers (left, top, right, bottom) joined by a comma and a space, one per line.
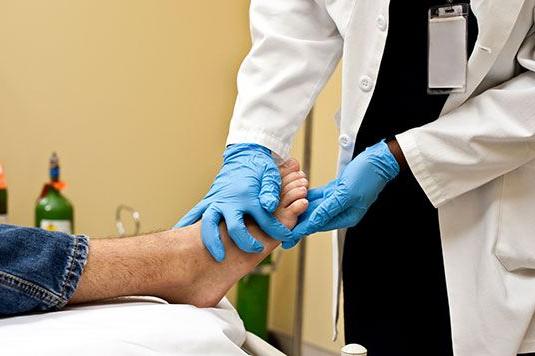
227, 1, 535, 355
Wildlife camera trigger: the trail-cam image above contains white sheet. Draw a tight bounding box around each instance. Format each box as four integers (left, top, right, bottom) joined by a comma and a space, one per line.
0, 297, 248, 355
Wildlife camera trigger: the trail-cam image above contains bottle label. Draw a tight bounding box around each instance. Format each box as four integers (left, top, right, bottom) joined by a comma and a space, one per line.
40, 219, 72, 234
0, 215, 7, 224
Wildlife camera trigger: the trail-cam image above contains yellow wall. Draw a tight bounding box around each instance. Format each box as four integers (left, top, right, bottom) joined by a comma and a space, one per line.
302, 65, 345, 352
0, 0, 252, 235
0, 1, 344, 353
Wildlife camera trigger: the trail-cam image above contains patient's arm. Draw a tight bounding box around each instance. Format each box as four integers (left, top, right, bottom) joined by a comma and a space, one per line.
69, 159, 308, 307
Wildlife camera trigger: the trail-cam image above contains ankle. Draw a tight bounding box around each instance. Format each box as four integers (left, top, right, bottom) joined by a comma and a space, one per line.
153, 226, 222, 307
169, 226, 203, 284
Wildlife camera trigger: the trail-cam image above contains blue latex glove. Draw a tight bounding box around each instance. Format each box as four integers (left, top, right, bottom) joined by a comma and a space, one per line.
283, 140, 399, 248
175, 143, 293, 261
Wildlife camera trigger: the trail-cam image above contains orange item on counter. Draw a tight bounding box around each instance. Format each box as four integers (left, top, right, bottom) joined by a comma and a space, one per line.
0, 164, 7, 189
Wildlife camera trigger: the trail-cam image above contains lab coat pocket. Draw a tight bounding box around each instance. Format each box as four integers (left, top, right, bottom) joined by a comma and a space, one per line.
495, 161, 535, 272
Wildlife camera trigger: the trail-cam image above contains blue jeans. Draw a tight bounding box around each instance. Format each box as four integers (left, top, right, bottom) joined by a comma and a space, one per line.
0, 224, 89, 315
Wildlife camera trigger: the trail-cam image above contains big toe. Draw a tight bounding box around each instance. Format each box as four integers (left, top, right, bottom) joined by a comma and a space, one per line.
275, 198, 308, 229
279, 158, 300, 177
287, 198, 308, 217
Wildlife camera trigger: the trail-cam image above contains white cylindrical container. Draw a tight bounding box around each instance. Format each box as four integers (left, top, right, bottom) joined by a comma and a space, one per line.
341, 343, 367, 356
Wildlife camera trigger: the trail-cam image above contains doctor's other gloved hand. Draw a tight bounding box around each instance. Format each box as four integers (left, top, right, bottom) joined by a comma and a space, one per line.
175, 143, 293, 262
284, 140, 400, 249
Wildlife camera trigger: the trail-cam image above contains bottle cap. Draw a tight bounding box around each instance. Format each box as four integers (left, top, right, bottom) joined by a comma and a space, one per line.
0, 164, 7, 189
341, 344, 367, 356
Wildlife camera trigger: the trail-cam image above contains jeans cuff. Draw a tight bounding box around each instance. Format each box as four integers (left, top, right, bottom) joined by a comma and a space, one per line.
56, 234, 90, 309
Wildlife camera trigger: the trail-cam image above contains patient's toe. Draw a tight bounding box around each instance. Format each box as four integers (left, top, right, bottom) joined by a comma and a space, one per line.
282, 170, 305, 187
276, 159, 309, 227
279, 159, 300, 177
282, 177, 308, 195
280, 186, 308, 208
275, 190, 308, 228
286, 199, 308, 217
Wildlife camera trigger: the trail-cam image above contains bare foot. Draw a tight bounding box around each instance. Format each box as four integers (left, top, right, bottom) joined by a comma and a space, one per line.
158, 158, 309, 307
273, 158, 309, 229
69, 160, 309, 307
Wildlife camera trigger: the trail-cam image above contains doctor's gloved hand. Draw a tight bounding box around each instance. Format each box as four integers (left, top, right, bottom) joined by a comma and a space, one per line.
284, 140, 399, 248
175, 143, 293, 262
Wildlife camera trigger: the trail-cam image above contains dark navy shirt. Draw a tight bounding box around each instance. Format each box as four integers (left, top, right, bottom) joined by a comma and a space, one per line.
343, 2, 479, 355
354, 2, 479, 152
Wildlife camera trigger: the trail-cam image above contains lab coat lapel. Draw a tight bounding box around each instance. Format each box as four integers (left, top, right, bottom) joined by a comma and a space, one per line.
441, 0, 526, 114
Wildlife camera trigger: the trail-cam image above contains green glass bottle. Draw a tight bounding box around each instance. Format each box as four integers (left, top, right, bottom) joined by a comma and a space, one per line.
35, 153, 74, 234
0, 164, 7, 224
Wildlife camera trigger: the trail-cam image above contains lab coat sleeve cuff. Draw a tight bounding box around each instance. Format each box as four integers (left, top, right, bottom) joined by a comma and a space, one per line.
396, 131, 448, 208
226, 129, 292, 160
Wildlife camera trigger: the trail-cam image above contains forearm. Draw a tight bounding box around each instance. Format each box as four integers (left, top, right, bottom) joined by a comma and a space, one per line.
227, 0, 342, 157
396, 71, 535, 207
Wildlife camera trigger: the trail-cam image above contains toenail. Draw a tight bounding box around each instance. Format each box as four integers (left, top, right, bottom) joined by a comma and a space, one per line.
283, 159, 297, 167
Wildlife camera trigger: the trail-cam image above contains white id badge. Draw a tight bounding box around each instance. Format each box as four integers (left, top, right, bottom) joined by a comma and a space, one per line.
428, 3, 469, 94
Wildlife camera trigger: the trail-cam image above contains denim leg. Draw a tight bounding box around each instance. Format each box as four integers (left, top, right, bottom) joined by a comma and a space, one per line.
0, 224, 89, 315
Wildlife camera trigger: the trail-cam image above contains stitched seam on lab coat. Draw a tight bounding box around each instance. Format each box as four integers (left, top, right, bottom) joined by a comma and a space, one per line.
227, 129, 292, 158
285, 5, 343, 136
229, 127, 289, 146
341, 0, 358, 37
413, 149, 447, 206
397, 132, 447, 207
347, 2, 390, 136
228, 131, 291, 159
295, 45, 342, 141
492, 176, 511, 271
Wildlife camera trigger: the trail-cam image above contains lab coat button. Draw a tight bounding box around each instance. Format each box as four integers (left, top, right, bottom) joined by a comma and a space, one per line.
339, 134, 352, 148
359, 76, 373, 92
376, 15, 387, 31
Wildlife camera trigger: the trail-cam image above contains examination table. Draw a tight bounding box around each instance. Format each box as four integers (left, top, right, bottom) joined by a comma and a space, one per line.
0, 296, 284, 355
